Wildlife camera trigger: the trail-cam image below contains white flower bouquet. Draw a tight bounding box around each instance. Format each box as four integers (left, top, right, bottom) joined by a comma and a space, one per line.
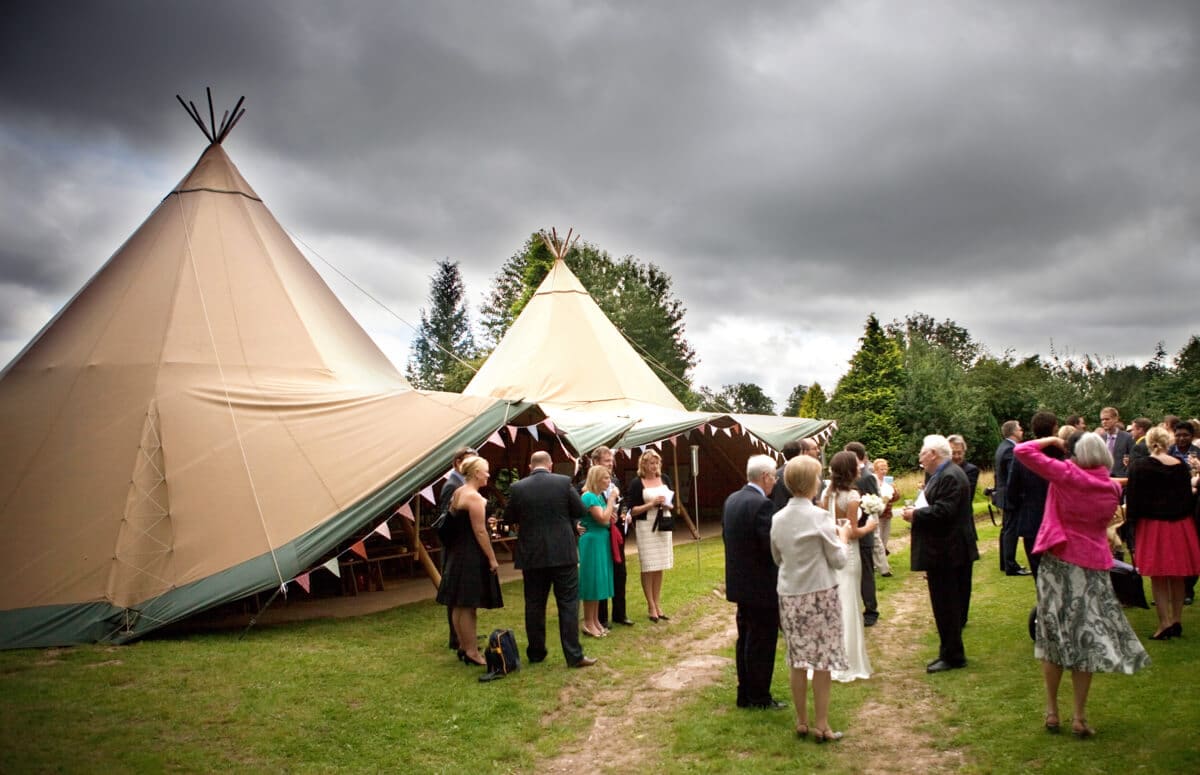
859, 493, 885, 518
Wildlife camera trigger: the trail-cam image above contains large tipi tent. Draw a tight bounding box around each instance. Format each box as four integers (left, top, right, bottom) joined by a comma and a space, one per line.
0, 101, 528, 649
463, 246, 834, 508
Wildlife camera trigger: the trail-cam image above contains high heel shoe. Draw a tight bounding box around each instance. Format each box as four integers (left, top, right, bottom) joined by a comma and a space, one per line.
1072, 719, 1095, 739
814, 728, 843, 743
794, 723, 808, 739
464, 653, 487, 667
1168, 622, 1182, 638
1044, 712, 1061, 733
1150, 627, 1172, 640
456, 649, 467, 663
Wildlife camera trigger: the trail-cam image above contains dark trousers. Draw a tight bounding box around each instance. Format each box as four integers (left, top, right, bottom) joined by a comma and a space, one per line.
735, 603, 779, 706
522, 564, 584, 666
598, 539, 627, 626
1023, 536, 1042, 580
860, 539, 878, 622
1000, 510, 1020, 571
926, 565, 971, 664
443, 552, 458, 649
960, 562, 974, 626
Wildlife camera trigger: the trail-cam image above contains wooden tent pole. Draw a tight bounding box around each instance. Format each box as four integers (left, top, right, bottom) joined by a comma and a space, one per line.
671, 439, 700, 539
405, 500, 441, 588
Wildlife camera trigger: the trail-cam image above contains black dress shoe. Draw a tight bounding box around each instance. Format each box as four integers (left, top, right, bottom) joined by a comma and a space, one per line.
863, 616, 879, 627
926, 659, 966, 673
747, 699, 788, 710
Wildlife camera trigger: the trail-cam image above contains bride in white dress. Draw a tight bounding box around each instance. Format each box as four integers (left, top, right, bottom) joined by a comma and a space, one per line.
819, 451, 877, 683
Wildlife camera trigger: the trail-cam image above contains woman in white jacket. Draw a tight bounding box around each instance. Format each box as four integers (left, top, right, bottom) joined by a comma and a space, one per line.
771, 455, 852, 743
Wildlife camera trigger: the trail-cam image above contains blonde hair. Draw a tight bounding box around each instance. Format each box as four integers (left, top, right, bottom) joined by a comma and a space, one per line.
1146, 426, 1172, 454
783, 455, 821, 499
637, 449, 663, 479
460, 455, 488, 482
584, 464, 611, 495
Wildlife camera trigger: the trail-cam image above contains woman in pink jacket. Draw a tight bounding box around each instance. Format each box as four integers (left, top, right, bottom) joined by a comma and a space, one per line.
1015, 433, 1150, 739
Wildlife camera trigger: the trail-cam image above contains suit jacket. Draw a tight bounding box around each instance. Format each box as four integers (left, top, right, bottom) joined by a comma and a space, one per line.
1101, 430, 1134, 477
722, 484, 780, 608
853, 471, 877, 546
910, 461, 979, 571
437, 470, 466, 513
993, 438, 1016, 509
505, 469, 585, 570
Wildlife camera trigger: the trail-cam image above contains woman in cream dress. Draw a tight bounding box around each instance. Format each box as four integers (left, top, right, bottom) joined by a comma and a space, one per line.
626, 449, 674, 621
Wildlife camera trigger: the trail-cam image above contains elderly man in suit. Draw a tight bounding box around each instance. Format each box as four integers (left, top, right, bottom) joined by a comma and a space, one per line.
903, 435, 979, 673
994, 420, 1030, 576
505, 450, 596, 668
724, 454, 785, 710
1098, 407, 1135, 477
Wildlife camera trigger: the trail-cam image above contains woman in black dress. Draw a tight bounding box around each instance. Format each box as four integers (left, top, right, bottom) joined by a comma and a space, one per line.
436, 456, 503, 666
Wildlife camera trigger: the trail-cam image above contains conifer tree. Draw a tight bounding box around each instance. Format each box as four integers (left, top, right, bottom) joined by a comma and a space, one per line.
828, 314, 905, 459
406, 259, 475, 391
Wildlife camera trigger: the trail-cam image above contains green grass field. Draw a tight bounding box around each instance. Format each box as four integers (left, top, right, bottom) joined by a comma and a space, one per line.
1, 515, 1197, 773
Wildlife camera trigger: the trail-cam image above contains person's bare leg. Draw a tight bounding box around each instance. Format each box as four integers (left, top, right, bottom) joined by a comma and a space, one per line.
1071, 670, 1094, 735
641, 572, 655, 617
812, 669, 834, 735
582, 600, 600, 634
1150, 577, 1171, 634
455, 607, 483, 663
1042, 660, 1063, 726
1169, 577, 1186, 627
789, 668, 809, 734
651, 571, 665, 617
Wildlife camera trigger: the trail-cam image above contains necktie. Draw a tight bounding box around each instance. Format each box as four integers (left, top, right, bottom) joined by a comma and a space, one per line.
1107, 434, 1116, 453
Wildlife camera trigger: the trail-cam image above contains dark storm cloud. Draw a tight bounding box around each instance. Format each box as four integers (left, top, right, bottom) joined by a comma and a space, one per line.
2, 1, 1199, 401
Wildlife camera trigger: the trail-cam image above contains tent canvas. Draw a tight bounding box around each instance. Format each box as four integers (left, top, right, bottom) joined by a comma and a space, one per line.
0, 139, 526, 648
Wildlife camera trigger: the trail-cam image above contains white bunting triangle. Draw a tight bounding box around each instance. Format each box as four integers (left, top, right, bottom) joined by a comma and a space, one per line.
322, 557, 341, 578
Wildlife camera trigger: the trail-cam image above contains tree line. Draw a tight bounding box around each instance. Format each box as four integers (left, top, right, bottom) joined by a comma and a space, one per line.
406, 235, 1200, 468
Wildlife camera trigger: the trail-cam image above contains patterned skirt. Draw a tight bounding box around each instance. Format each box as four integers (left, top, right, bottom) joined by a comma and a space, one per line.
779, 587, 848, 672
1034, 553, 1150, 674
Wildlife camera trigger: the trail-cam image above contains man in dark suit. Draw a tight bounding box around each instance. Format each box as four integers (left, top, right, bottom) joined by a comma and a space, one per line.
903, 435, 979, 673
994, 420, 1029, 575
505, 450, 595, 668
723, 454, 785, 710
845, 441, 879, 626
1099, 407, 1135, 477
1006, 411, 1060, 580
947, 435, 980, 626
593, 446, 634, 629
437, 446, 475, 650
770, 440, 804, 510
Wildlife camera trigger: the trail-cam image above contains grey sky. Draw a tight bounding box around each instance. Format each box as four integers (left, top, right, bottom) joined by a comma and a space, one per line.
4, 1, 1199, 407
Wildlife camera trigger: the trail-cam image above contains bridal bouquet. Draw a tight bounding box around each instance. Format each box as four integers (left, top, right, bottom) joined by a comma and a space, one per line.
859, 493, 886, 519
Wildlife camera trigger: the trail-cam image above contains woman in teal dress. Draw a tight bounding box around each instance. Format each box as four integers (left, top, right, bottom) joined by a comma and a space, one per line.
580, 464, 617, 638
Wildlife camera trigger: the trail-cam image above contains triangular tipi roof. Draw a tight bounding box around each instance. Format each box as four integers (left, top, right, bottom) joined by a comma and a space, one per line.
0, 130, 522, 648
464, 257, 687, 413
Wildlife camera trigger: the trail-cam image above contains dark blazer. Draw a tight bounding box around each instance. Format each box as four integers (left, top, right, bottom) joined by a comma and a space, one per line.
723, 484, 779, 608
505, 468, 585, 570
1006, 455, 1050, 540
993, 438, 1016, 509
437, 470, 466, 514
1104, 430, 1135, 477
910, 461, 979, 571
853, 471, 878, 546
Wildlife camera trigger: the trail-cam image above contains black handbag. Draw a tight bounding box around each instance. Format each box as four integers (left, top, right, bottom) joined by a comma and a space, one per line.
652, 507, 674, 532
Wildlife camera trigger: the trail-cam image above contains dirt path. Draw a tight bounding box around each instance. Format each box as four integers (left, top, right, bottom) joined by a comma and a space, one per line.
531, 524, 991, 773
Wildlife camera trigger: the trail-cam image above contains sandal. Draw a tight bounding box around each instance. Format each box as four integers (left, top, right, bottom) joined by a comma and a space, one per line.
1072, 720, 1096, 739
795, 723, 808, 739
1044, 712, 1061, 733
814, 728, 843, 743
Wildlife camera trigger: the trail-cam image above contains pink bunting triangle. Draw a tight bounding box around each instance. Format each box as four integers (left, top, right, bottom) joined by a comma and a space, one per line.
419, 484, 436, 504
506, 424, 519, 442
295, 572, 311, 593
374, 521, 392, 540
396, 502, 415, 522
543, 418, 558, 434
486, 430, 504, 448
322, 557, 341, 578
350, 540, 368, 560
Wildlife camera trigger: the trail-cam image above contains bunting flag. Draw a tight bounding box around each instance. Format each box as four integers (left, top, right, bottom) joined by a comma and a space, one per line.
722, 426, 733, 437
709, 424, 719, 435
651, 440, 661, 450
543, 418, 558, 434
350, 540, 368, 560
322, 557, 341, 578
698, 424, 708, 435
396, 502, 415, 522
374, 521, 391, 540
485, 429, 505, 448
731, 423, 741, 435
528, 423, 540, 441
294, 573, 311, 593
419, 484, 436, 504
506, 424, 519, 442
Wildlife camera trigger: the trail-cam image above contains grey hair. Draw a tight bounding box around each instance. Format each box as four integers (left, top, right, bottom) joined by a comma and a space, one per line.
947, 434, 966, 448
1072, 432, 1114, 470
746, 454, 777, 482
922, 434, 952, 459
